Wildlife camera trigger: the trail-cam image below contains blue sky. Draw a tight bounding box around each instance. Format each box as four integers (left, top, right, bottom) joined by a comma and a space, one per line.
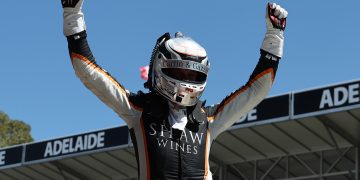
0, 1, 359, 141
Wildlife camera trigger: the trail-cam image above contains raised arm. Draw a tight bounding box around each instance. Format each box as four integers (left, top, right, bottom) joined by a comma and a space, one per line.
206, 3, 288, 139
61, 0, 142, 128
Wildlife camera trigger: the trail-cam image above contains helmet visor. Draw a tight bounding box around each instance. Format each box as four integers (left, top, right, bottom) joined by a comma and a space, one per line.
162, 68, 207, 84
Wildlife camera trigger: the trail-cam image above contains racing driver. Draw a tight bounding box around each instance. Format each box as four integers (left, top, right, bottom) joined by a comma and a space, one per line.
61, 0, 288, 179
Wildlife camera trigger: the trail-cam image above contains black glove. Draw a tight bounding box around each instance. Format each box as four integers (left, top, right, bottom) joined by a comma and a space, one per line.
61, 0, 82, 8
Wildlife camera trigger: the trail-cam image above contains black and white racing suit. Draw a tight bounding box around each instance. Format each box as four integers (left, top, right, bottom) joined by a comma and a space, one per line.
65, 30, 279, 180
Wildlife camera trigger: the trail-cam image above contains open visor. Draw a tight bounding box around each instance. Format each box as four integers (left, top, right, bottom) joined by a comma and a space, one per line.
162, 68, 207, 83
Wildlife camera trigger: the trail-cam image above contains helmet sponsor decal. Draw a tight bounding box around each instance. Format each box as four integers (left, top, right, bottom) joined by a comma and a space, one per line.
161, 59, 209, 74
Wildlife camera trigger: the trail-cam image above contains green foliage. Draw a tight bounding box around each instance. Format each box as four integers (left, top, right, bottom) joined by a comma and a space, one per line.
0, 111, 33, 148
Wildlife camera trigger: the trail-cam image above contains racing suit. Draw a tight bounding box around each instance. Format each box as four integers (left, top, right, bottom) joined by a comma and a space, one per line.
66, 31, 278, 179
63, 1, 286, 179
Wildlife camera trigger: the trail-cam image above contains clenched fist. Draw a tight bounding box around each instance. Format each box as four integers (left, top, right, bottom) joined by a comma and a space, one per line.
266, 3, 288, 30
261, 2, 288, 58
61, 0, 82, 9
61, 0, 86, 36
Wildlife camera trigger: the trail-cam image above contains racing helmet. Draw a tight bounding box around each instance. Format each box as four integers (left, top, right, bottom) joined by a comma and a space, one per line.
145, 32, 210, 107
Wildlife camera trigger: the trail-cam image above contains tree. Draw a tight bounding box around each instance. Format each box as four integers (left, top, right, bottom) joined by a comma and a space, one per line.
0, 111, 33, 148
